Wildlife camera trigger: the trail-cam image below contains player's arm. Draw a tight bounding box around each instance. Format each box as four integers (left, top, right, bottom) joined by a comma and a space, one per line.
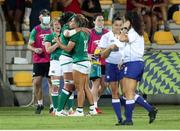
27, 29, 43, 54
44, 41, 59, 54
57, 39, 75, 52
44, 36, 59, 54
63, 27, 90, 37
27, 29, 36, 52
100, 44, 118, 59
98, 33, 118, 58
118, 33, 128, 42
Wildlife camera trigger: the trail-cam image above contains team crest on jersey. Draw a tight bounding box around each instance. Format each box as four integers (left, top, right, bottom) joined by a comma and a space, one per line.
51, 70, 55, 73
110, 39, 115, 43
52, 39, 56, 43
39, 34, 50, 45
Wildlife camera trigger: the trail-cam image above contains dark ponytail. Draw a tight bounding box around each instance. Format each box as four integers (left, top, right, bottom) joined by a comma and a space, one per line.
125, 11, 144, 36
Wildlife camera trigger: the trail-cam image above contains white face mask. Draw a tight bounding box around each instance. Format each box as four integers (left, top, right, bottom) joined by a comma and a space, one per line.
95, 25, 103, 33
42, 16, 50, 25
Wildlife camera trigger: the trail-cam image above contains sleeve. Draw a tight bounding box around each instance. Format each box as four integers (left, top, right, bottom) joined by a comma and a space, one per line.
29, 28, 36, 43
70, 33, 78, 43
127, 29, 138, 43
98, 34, 108, 48
44, 34, 52, 42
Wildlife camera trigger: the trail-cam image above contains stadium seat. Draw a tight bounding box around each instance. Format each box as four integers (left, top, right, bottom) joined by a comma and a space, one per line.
0, 0, 4, 5
51, 11, 62, 19
153, 31, 176, 45
143, 32, 151, 45
117, 0, 127, 4
6, 32, 25, 46
173, 11, 180, 25
168, 0, 180, 4
100, 0, 113, 5
13, 71, 32, 87
104, 20, 112, 25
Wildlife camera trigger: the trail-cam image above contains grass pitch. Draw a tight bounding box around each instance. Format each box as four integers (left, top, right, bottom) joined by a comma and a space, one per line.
0, 105, 180, 130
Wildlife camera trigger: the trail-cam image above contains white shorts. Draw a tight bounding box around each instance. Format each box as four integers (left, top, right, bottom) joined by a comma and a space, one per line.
49, 60, 63, 77
59, 55, 73, 73
73, 61, 91, 75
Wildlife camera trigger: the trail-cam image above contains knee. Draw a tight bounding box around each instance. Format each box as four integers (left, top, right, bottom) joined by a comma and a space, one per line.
64, 80, 75, 92
144, 15, 151, 23
111, 89, 119, 99
125, 90, 135, 100
51, 79, 60, 88
33, 79, 41, 88
151, 15, 157, 23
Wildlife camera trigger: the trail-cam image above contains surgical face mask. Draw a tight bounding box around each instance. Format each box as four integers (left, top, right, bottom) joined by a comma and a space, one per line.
95, 25, 103, 33
42, 16, 50, 25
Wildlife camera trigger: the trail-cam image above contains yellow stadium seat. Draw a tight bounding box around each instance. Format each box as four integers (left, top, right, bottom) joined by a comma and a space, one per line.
13, 71, 32, 87
6, 32, 25, 46
0, 0, 5, 5
173, 11, 180, 25
153, 31, 176, 45
117, 0, 127, 4
104, 20, 112, 25
51, 11, 62, 19
100, 0, 113, 5
169, 0, 180, 4
143, 32, 151, 45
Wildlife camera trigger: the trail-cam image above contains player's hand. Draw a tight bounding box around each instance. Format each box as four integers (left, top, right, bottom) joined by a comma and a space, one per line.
34, 48, 43, 54
88, 54, 93, 61
54, 36, 61, 44
81, 27, 90, 34
109, 44, 119, 51
118, 63, 123, 70
94, 40, 100, 45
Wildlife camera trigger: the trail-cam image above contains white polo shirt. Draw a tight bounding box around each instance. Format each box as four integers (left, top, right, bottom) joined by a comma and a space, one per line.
123, 28, 144, 63
98, 31, 125, 64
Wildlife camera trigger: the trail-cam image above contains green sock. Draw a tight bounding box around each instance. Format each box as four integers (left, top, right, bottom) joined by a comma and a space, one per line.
66, 93, 74, 110
57, 89, 70, 111
51, 93, 58, 109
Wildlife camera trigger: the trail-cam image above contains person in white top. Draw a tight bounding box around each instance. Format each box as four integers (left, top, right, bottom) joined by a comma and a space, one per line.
98, 15, 125, 125
118, 11, 158, 125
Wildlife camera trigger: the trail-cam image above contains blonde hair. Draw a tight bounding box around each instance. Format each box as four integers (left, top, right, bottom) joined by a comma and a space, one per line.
50, 18, 60, 30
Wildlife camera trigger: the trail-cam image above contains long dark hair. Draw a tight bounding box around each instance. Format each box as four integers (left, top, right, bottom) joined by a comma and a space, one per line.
125, 11, 144, 36
59, 11, 75, 26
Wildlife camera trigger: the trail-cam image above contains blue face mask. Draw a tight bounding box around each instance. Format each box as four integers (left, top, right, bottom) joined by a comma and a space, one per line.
42, 16, 50, 25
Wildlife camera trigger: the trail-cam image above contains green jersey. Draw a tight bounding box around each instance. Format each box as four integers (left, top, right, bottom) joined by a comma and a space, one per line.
70, 31, 90, 63
44, 32, 62, 60
60, 25, 72, 57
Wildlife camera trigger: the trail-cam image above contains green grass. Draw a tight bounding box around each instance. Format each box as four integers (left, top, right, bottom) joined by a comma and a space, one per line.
0, 105, 180, 130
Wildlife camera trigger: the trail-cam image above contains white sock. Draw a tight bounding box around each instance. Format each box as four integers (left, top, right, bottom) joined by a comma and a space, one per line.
38, 100, 43, 105
89, 105, 95, 111
94, 102, 98, 108
50, 104, 53, 108
76, 108, 83, 113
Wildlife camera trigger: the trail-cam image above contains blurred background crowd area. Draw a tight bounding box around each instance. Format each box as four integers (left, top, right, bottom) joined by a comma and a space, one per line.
0, 0, 180, 44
